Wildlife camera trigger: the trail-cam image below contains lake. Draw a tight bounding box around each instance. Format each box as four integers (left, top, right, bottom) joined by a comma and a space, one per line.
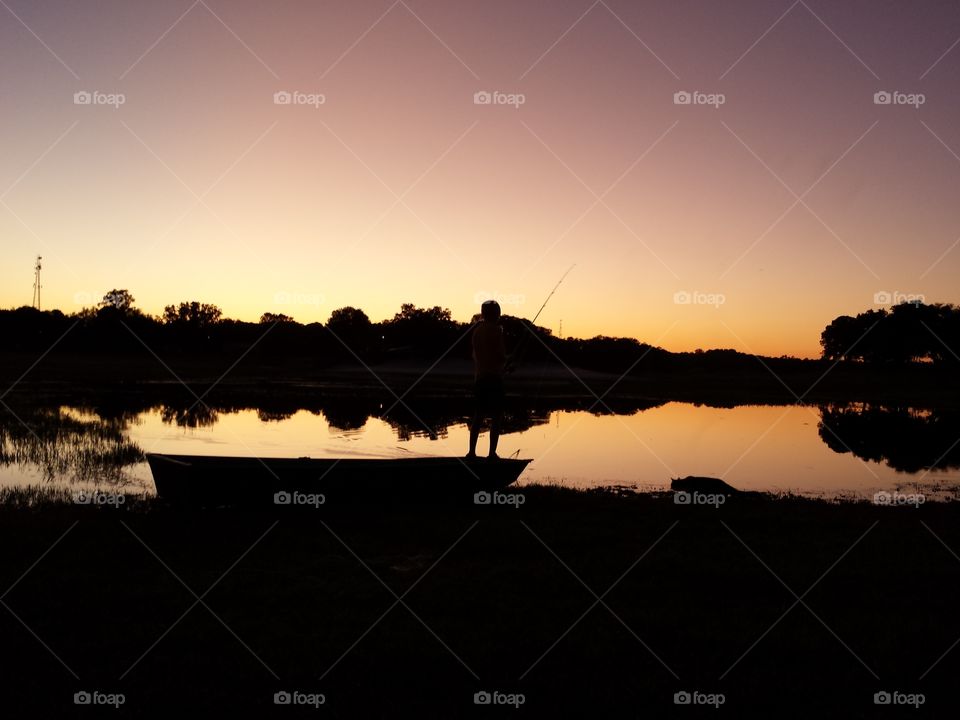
1, 400, 957, 500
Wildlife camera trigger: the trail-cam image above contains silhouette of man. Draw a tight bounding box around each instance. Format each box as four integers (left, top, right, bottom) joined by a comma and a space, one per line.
467, 300, 507, 459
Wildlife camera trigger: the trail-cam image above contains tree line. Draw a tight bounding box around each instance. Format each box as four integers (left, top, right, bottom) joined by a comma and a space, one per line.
1, 291, 957, 371
820, 302, 960, 364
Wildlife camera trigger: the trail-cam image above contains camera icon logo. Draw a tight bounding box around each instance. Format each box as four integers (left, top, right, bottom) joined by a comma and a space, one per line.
274, 491, 292, 505
673, 91, 691, 105
74, 691, 92, 705
873, 91, 892, 105
673, 290, 692, 305
674, 690, 691, 704
473, 90, 492, 105
274, 91, 292, 105
673, 491, 691, 505
274, 690, 292, 705
873, 691, 891, 705
473, 491, 491, 505
74, 91, 92, 105
474, 691, 491, 704
873, 290, 892, 305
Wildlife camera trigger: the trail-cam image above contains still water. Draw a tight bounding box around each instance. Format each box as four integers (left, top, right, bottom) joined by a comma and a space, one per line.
1, 401, 957, 500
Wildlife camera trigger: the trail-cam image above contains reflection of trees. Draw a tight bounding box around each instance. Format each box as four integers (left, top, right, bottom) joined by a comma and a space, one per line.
156, 394, 666, 440
257, 409, 295, 422
160, 405, 219, 428
384, 411, 447, 442
0, 406, 144, 484
323, 400, 381, 432
818, 403, 960, 473
389, 409, 546, 441
326, 400, 557, 440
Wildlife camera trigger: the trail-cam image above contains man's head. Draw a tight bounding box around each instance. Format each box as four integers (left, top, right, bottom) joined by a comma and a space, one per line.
481, 299, 501, 321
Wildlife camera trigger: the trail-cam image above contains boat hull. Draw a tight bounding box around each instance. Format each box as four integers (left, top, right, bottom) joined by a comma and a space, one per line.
146, 453, 531, 505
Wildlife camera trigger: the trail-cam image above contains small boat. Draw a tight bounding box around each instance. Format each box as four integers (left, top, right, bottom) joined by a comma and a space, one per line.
146, 453, 532, 505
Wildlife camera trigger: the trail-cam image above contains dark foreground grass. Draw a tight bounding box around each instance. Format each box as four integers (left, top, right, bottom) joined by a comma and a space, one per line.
1, 485, 958, 718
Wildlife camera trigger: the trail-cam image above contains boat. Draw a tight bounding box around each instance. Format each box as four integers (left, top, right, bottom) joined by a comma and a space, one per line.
146, 453, 532, 505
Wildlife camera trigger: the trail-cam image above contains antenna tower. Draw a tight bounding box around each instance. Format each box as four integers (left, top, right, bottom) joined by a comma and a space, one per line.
32, 255, 42, 309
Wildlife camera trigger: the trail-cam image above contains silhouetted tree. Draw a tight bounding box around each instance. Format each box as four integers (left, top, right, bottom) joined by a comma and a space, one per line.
260, 312, 295, 324
327, 307, 370, 334
100, 289, 136, 313
163, 302, 223, 327
326, 306, 373, 359
821, 303, 960, 364
381, 303, 462, 357
821, 315, 861, 360
392, 303, 452, 324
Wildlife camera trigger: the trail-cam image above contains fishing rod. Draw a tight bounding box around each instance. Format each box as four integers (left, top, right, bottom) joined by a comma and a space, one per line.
508, 264, 575, 372
530, 263, 576, 327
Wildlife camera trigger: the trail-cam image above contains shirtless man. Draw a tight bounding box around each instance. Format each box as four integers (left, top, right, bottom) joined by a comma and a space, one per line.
467, 300, 507, 459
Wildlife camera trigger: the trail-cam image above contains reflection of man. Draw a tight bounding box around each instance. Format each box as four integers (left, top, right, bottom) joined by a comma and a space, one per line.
467, 300, 507, 459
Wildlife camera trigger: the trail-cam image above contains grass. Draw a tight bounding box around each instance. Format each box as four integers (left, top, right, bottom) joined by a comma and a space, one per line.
0, 485, 153, 510
1, 483, 958, 716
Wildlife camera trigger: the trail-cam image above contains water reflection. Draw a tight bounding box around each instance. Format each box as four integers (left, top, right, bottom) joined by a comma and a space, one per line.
0, 405, 144, 485
161, 404, 219, 428
1, 396, 957, 497
818, 403, 960, 473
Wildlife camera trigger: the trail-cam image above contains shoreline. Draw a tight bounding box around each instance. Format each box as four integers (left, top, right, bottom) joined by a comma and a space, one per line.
0, 481, 946, 508
2, 359, 959, 408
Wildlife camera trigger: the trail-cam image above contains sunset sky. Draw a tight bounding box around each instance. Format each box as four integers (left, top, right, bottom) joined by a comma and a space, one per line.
2, 0, 959, 357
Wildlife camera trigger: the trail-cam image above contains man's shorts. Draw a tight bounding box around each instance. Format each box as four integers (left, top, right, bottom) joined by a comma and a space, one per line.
474, 374, 505, 413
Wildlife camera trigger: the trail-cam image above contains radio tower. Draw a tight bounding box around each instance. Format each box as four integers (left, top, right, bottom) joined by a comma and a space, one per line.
32, 255, 42, 310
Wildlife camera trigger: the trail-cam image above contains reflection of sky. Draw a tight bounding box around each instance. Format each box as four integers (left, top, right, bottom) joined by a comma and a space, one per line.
84, 404, 960, 498
2, 403, 957, 497
2, 1, 960, 357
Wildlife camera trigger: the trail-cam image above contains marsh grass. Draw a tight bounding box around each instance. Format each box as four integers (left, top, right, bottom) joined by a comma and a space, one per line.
0, 405, 144, 484
0, 484, 151, 509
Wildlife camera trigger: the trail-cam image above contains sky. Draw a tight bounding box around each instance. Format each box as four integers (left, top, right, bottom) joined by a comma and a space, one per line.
1, 0, 959, 358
